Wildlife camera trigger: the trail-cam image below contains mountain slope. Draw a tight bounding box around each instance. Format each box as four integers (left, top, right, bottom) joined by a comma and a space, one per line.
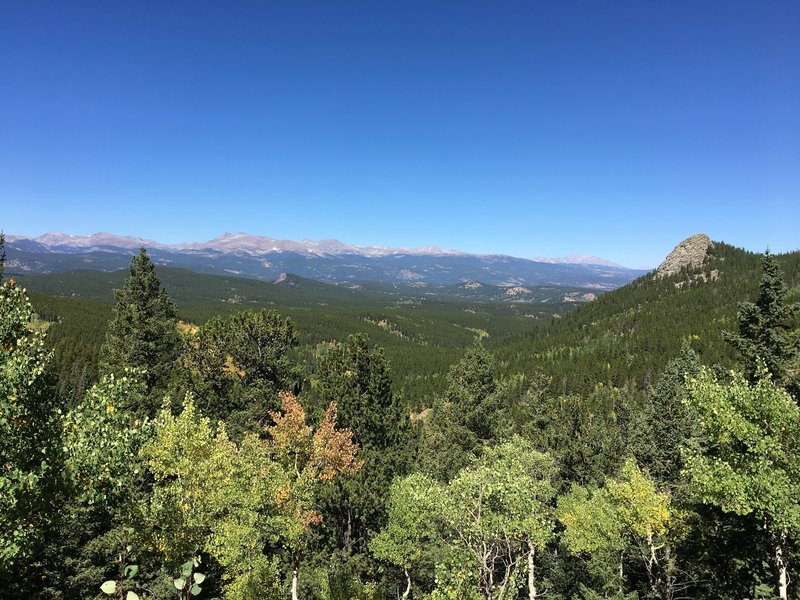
494, 239, 800, 393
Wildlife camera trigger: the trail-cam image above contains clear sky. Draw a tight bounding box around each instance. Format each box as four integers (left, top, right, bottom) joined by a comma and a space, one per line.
1, 1, 798, 268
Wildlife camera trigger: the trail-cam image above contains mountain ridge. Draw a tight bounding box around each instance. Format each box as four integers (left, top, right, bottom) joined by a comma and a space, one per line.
7, 231, 633, 266
5, 231, 648, 290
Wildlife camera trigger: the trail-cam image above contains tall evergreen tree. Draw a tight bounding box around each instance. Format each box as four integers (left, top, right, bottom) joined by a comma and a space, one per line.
633, 342, 700, 487
101, 248, 178, 409
724, 251, 799, 397
443, 340, 498, 441
312, 334, 412, 561
421, 341, 504, 481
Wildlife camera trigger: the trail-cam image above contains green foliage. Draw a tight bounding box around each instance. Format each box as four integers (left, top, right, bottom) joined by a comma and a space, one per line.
683, 368, 800, 535
724, 251, 800, 396
633, 342, 700, 487
370, 472, 443, 597
63, 372, 149, 505
421, 342, 505, 482
497, 243, 800, 396
524, 384, 636, 488
558, 460, 676, 598
437, 438, 555, 599
0, 275, 61, 567
172, 556, 208, 600
313, 333, 412, 559
7, 239, 800, 598
382, 437, 555, 599
139, 391, 360, 599
178, 309, 300, 434
683, 368, 800, 598
102, 249, 178, 404
141, 396, 284, 598
0, 231, 5, 281
370, 473, 436, 570
19, 264, 567, 410
99, 530, 209, 600
29, 291, 110, 406
142, 398, 251, 568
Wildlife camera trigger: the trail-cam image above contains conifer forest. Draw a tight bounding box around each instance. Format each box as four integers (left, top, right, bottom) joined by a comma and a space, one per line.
2, 231, 800, 600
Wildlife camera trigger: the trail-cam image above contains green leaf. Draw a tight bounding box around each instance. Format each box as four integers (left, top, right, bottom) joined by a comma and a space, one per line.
100, 580, 117, 595
127, 592, 140, 600
181, 559, 193, 576
124, 564, 139, 579
193, 555, 201, 567
193, 572, 206, 584
191, 584, 202, 596
174, 578, 185, 589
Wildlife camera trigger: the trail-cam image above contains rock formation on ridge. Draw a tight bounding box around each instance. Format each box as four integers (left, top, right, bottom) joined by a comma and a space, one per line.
656, 234, 712, 278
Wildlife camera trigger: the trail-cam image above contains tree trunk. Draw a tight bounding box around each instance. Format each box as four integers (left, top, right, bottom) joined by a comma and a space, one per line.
647, 534, 658, 598
402, 568, 411, 599
527, 542, 537, 600
776, 535, 789, 600
291, 567, 298, 600
344, 507, 352, 554
663, 543, 675, 600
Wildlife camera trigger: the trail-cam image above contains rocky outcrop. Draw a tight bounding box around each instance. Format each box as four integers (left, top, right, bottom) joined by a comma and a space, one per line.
656, 234, 712, 278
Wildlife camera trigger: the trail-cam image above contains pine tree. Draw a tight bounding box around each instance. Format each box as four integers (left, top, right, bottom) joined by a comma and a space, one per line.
443, 340, 498, 441
633, 342, 700, 487
421, 341, 503, 481
312, 334, 412, 560
178, 309, 300, 434
724, 251, 799, 397
101, 248, 178, 408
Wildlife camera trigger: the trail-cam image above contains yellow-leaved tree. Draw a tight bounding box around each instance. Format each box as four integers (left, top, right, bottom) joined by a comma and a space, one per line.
140, 391, 361, 600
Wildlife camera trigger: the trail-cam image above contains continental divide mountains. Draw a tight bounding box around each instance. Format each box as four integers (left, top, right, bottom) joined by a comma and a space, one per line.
4, 231, 647, 289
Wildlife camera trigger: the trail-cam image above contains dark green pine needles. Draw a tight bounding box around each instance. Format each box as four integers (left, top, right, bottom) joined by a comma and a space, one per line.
101, 248, 178, 409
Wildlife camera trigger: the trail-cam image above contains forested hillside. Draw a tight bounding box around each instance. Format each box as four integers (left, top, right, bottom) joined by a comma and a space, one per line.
22, 267, 568, 409
2, 237, 800, 600
496, 241, 800, 393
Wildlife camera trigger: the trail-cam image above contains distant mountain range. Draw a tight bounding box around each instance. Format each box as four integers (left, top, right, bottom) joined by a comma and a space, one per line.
5, 231, 649, 290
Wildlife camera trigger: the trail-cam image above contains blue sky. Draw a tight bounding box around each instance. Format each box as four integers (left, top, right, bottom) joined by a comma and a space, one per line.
1, 1, 798, 268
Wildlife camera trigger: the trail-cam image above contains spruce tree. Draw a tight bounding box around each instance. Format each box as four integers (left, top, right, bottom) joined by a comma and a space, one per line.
724, 251, 799, 397
101, 248, 178, 408
443, 340, 498, 440
312, 334, 412, 560
633, 342, 700, 487
421, 341, 503, 481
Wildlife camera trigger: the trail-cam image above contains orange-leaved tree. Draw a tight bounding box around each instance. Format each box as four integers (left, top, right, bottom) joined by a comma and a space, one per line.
267, 391, 363, 599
